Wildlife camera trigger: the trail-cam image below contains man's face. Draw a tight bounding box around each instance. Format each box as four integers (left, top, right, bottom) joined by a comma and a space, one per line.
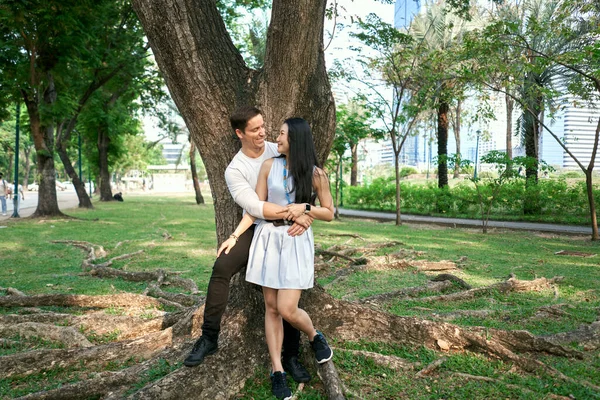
236, 114, 265, 151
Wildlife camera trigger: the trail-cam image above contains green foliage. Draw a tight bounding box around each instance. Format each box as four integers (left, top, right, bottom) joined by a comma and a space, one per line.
345, 174, 599, 225
399, 166, 417, 178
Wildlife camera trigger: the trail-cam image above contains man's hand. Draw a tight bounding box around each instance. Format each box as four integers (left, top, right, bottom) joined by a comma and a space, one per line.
277, 203, 306, 221
287, 214, 313, 237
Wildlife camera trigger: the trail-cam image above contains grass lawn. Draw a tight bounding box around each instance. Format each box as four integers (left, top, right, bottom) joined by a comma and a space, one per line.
1, 194, 599, 399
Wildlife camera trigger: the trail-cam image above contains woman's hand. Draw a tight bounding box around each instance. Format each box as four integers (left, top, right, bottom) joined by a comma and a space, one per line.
217, 236, 238, 257
277, 203, 306, 220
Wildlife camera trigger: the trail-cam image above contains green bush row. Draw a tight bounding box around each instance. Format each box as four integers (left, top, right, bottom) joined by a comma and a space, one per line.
344, 177, 600, 222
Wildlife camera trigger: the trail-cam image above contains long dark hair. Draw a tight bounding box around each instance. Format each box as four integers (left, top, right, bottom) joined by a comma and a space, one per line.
284, 117, 319, 205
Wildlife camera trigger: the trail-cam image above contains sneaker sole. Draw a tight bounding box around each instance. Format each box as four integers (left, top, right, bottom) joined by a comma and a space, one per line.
182, 347, 218, 367
316, 349, 333, 364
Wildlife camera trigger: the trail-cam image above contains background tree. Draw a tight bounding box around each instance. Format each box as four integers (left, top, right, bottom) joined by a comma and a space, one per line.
463, 0, 599, 239
410, 0, 480, 188
0, 0, 101, 216
340, 13, 428, 225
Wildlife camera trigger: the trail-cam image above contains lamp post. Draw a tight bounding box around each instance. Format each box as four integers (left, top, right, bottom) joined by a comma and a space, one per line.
473, 130, 481, 180
11, 103, 20, 218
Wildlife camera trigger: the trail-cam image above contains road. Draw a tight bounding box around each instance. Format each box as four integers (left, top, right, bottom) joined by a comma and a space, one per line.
0, 191, 80, 220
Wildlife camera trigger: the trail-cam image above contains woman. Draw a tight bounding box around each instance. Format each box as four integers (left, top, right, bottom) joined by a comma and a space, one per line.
218, 118, 334, 400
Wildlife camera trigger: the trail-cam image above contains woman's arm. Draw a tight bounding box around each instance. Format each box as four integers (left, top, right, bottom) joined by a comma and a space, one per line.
308, 168, 334, 221
217, 212, 256, 257
277, 168, 334, 222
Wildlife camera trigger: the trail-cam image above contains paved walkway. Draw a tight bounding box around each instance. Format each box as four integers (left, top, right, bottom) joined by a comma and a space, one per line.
0, 192, 80, 220
338, 208, 593, 235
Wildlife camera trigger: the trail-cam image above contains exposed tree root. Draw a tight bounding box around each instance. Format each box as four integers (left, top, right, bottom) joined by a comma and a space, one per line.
0, 328, 174, 379
544, 321, 600, 350
144, 284, 203, 307
360, 281, 454, 304
334, 348, 418, 370
418, 275, 564, 303
0, 293, 167, 309
429, 309, 495, 321
91, 250, 145, 269
415, 357, 447, 377
0, 322, 93, 348
16, 346, 186, 400
360, 274, 470, 304
411, 260, 458, 271
3, 238, 595, 398
0, 287, 27, 296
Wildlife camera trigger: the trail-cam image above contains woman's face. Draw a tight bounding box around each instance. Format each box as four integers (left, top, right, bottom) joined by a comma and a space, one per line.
277, 123, 290, 155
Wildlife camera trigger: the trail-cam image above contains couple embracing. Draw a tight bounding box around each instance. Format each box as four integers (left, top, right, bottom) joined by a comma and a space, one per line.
184, 106, 334, 400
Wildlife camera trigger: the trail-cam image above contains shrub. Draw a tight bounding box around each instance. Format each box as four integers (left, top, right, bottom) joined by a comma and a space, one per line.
400, 166, 418, 178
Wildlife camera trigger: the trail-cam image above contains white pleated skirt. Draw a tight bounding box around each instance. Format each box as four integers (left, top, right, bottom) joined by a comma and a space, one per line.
246, 220, 314, 289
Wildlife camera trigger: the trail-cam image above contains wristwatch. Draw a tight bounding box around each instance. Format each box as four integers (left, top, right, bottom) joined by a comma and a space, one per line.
304, 203, 311, 214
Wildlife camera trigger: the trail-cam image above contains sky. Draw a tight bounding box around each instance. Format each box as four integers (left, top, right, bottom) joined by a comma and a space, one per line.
143, 0, 396, 141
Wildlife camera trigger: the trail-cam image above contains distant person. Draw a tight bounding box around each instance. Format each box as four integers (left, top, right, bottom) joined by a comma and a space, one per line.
113, 192, 124, 202
0, 173, 11, 216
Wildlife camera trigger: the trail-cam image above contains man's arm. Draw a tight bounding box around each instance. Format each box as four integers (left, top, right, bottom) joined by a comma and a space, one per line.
225, 167, 266, 219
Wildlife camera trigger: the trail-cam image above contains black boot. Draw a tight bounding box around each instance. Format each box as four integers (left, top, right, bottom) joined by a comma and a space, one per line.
183, 336, 218, 367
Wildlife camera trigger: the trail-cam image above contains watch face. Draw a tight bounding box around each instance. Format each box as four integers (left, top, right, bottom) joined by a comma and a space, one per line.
305, 204, 311, 211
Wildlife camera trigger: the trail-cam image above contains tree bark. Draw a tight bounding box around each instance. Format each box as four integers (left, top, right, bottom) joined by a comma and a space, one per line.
350, 142, 358, 186
189, 138, 204, 205
453, 99, 461, 179
437, 100, 449, 188
505, 90, 513, 160
584, 117, 600, 240
56, 125, 93, 208
24, 73, 63, 217
523, 73, 541, 215
131, 0, 335, 243
395, 151, 402, 226
97, 123, 113, 202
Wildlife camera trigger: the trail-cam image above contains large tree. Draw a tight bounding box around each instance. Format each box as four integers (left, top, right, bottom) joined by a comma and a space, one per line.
132, 0, 336, 242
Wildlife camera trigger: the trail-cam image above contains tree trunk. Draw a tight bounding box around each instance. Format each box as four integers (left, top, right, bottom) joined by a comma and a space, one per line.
394, 152, 402, 226
523, 73, 541, 215
97, 124, 113, 202
505, 90, 513, 160
350, 142, 358, 186
57, 142, 93, 209
453, 99, 461, 179
584, 116, 600, 241
437, 100, 449, 188
24, 73, 63, 217
131, 0, 335, 243
189, 139, 204, 205
22, 145, 32, 191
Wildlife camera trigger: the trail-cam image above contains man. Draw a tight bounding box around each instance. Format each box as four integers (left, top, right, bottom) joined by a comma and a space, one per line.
0, 173, 10, 216
184, 106, 312, 384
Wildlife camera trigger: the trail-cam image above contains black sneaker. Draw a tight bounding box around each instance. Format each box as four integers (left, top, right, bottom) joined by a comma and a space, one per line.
183, 336, 218, 367
282, 355, 311, 383
310, 331, 333, 364
270, 371, 292, 400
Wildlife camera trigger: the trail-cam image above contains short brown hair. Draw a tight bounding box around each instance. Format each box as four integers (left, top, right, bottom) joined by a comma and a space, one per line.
230, 106, 262, 133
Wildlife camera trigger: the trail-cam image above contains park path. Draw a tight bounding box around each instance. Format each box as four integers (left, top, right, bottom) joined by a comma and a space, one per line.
0, 191, 79, 220
338, 208, 592, 235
